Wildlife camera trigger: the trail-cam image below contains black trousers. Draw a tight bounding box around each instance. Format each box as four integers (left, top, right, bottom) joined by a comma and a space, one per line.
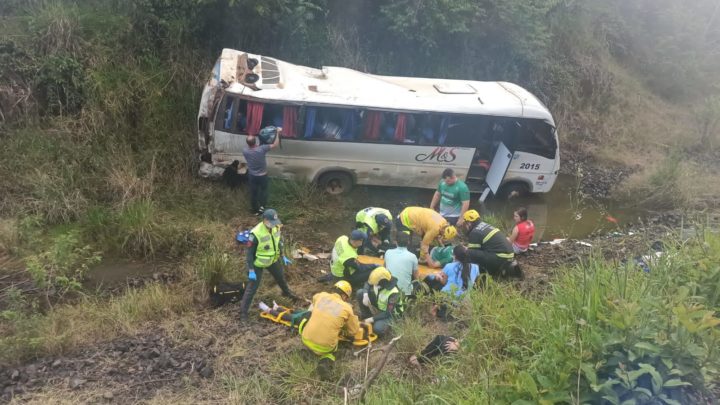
248, 174, 269, 212
239, 261, 292, 316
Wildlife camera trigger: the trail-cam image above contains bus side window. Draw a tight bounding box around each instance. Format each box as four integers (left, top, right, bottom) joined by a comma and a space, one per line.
235, 99, 248, 133
215, 95, 237, 132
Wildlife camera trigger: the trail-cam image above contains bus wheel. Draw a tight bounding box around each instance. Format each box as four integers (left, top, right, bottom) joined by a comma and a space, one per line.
319, 172, 353, 195
496, 182, 529, 200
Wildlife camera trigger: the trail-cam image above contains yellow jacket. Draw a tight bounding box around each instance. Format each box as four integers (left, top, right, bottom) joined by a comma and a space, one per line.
301, 292, 360, 349
400, 207, 448, 253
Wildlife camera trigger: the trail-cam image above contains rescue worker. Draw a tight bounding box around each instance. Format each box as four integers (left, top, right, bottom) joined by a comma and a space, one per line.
331, 230, 378, 289
299, 280, 360, 379
356, 267, 405, 337
354, 207, 393, 254
396, 206, 457, 264
238, 209, 299, 321
460, 210, 522, 278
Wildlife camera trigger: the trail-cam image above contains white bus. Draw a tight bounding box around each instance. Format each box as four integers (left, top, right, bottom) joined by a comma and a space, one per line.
197, 48, 560, 200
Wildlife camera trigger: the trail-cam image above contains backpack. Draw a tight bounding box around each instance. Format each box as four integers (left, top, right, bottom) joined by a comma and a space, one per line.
209, 282, 246, 308
236, 230, 252, 246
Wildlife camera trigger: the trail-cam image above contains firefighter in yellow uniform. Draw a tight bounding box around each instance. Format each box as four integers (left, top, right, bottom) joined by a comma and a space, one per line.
300, 280, 360, 379
396, 206, 457, 264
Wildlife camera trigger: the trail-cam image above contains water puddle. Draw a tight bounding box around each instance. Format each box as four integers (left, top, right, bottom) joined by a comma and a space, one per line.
338, 174, 644, 242
84, 260, 160, 289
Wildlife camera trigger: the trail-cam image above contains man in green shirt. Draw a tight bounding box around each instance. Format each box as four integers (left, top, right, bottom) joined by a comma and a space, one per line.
430, 168, 470, 227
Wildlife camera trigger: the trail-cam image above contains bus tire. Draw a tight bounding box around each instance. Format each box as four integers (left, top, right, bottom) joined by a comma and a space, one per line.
318, 172, 353, 195
496, 182, 529, 200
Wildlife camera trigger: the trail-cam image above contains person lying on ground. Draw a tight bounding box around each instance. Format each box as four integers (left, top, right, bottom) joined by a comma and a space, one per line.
331, 230, 378, 289
424, 245, 480, 297
356, 267, 405, 337
409, 335, 460, 367
297, 281, 360, 380
422, 245, 480, 319
507, 207, 535, 254
427, 245, 455, 269
396, 206, 457, 264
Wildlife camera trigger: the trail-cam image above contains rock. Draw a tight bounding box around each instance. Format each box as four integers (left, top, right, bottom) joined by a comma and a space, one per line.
198, 366, 214, 379
157, 353, 171, 369
52, 359, 62, 368
103, 391, 114, 400
25, 364, 37, 377
69, 378, 86, 389
10, 370, 20, 381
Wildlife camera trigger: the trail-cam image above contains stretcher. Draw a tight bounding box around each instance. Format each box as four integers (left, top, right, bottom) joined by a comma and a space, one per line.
259, 306, 378, 347
357, 255, 437, 279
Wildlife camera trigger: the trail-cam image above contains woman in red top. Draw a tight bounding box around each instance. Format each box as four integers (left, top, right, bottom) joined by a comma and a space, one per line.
508, 207, 535, 254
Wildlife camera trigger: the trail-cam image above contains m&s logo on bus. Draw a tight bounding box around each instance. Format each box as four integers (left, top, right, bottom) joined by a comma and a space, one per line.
415, 147, 457, 163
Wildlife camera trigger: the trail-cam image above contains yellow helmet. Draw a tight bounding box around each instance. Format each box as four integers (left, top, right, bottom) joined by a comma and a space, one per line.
368, 267, 392, 286
463, 209, 480, 222
334, 280, 352, 297
443, 225, 457, 240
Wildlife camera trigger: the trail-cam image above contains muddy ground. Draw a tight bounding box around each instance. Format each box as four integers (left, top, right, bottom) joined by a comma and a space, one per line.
2, 211, 701, 403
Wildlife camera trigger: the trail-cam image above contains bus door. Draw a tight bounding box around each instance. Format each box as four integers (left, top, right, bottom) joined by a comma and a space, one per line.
480, 142, 513, 202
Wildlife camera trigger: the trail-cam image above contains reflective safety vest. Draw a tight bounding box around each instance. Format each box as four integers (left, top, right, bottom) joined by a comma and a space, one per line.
376, 286, 405, 316
356, 207, 392, 234
331, 235, 358, 277
250, 222, 281, 268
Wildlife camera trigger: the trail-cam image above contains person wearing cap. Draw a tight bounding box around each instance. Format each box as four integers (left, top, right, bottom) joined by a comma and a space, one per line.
238, 208, 298, 321
356, 267, 405, 337
354, 207, 393, 254
459, 209, 521, 278
243, 126, 281, 215
396, 206, 457, 264
430, 168, 470, 226
298, 280, 360, 379
330, 230, 378, 289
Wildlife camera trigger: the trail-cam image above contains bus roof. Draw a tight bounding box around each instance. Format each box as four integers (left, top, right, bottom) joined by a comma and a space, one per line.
217, 48, 555, 126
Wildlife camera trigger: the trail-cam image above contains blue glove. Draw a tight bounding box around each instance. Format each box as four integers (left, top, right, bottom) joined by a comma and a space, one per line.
283, 256, 292, 265
248, 270, 257, 281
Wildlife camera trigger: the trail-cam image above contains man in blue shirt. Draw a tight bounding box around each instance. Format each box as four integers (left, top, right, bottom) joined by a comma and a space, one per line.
242, 127, 281, 215
383, 232, 418, 296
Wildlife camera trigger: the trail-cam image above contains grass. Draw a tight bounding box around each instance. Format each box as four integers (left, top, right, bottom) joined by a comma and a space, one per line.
6, 231, 719, 402
0, 282, 194, 364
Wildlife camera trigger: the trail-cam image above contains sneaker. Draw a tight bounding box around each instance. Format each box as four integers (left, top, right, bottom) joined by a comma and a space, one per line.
258, 301, 271, 313
258, 206, 265, 213
272, 301, 280, 311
